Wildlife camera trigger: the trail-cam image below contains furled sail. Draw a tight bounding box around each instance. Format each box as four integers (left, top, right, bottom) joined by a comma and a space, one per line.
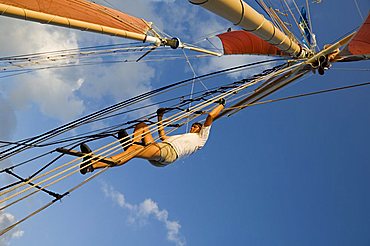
217, 30, 288, 56
339, 13, 370, 61
0, 0, 160, 44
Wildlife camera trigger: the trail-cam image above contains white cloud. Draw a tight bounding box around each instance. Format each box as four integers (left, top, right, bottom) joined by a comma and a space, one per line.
0, 212, 24, 246
0, 95, 16, 140
80, 61, 155, 101
102, 182, 186, 246
9, 69, 85, 121
0, 94, 17, 173
0, 19, 85, 122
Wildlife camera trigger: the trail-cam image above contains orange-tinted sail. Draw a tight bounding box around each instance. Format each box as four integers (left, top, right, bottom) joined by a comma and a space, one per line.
0, 0, 150, 35
339, 14, 370, 60
217, 30, 289, 56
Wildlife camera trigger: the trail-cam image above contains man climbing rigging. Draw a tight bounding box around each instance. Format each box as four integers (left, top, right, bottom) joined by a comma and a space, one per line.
79, 99, 225, 174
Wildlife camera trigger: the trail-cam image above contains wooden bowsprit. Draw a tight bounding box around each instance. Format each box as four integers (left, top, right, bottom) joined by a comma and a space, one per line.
55, 148, 117, 166
217, 32, 357, 118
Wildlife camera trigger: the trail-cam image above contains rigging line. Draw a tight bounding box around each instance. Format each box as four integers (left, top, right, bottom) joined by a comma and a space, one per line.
0, 60, 284, 202
0, 46, 162, 70
293, 0, 318, 50
32, 78, 251, 180
0, 166, 109, 238
1, 46, 156, 67
283, 0, 310, 48
0, 110, 197, 223
65, 60, 284, 136
3, 169, 61, 199
93, 0, 116, 9
0, 42, 148, 61
1, 81, 260, 204
0, 96, 179, 152
0, 147, 91, 203
0, 140, 41, 148
0, 54, 209, 78
257, 0, 283, 32
353, 0, 365, 21
205, 37, 223, 54
78, 58, 284, 127
255, 0, 271, 17
81, 58, 286, 129
305, 0, 313, 37
278, 0, 297, 39
42, 87, 218, 147
37, 99, 188, 147
0, 98, 212, 202
331, 68, 370, 72
0, 147, 81, 199
0, 151, 52, 176
182, 49, 210, 131
6, 74, 246, 154
182, 50, 209, 91
230, 81, 370, 109
192, 27, 233, 45
2, 58, 284, 171
0, 76, 264, 187
0, 74, 240, 186
0, 58, 285, 161
0, 70, 33, 79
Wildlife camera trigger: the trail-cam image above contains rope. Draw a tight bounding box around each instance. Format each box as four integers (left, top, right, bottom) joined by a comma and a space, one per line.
0, 60, 292, 234
228, 81, 370, 110
353, 0, 364, 21
0, 71, 264, 204
0, 166, 109, 237
0, 58, 285, 161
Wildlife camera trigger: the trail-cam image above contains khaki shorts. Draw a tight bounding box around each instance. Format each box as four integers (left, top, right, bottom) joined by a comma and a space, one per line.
148, 142, 178, 167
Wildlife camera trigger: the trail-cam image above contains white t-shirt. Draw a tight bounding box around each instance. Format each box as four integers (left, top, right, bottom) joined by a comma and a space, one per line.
164, 126, 211, 159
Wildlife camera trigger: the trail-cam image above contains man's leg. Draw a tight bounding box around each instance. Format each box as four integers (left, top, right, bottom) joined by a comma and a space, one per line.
90, 122, 159, 170
131, 122, 155, 145
90, 142, 161, 170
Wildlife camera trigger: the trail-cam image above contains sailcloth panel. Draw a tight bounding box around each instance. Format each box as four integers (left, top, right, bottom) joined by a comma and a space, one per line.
217, 30, 289, 56
0, 0, 151, 34
340, 14, 370, 57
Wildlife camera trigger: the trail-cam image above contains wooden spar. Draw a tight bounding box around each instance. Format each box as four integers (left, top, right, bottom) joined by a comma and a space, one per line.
189, 0, 309, 58
0, 2, 221, 56
219, 69, 309, 118
183, 45, 222, 56
0, 3, 161, 45
218, 32, 357, 118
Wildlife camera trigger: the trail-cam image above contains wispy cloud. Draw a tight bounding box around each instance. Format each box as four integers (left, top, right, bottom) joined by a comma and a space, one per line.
0, 19, 85, 122
0, 212, 24, 246
101, 182, 186, 246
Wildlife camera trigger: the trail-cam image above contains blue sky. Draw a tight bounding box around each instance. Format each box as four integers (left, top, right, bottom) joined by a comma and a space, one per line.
0, 0, 369, 245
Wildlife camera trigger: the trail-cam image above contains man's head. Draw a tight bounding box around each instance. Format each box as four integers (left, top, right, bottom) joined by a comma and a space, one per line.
190, 122, 202, 133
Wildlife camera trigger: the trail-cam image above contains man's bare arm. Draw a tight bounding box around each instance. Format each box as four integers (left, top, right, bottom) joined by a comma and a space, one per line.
204, 99, 225, 127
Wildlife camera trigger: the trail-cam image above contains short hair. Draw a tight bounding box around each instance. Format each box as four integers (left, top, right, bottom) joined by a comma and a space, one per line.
192, 122, 203, 128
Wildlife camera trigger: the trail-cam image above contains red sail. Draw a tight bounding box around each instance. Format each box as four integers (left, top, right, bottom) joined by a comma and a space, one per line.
217, 30, 289, 56
0, 0, 151, 35
340, 14, 370, 59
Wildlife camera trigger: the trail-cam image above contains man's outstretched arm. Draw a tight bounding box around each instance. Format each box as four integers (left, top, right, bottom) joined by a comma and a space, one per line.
204, 99, 225, 127
157, 108, 169, 141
